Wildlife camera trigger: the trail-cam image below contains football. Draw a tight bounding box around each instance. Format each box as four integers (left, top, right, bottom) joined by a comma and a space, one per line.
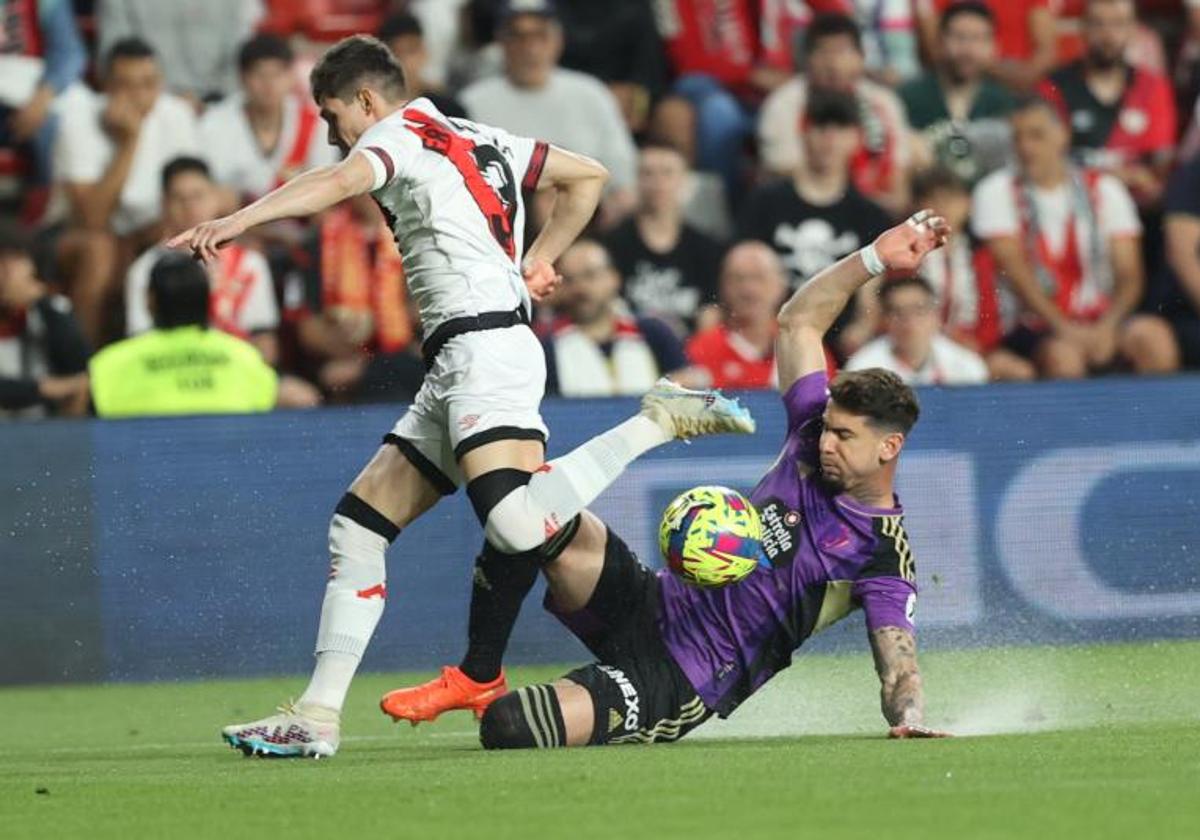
658, 485, 767, 588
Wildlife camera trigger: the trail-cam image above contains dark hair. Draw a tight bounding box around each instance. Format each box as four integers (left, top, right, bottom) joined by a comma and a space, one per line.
104, 37, 156, 76
911, 166, 968, 200
804, 13, 863, 60
161, 156, 212, 192
1011, 92, 1064, 122
638, 138, 687, 158
378, 12, 424, 43
238, 33, 294, 74
310, 34, 407, 104
149, 254, 210, 329
878, 274, 936, 307
829, 369, 921, 434
0, 219, 34, 257
805, 86, 860, 127
940, 1, 995, 32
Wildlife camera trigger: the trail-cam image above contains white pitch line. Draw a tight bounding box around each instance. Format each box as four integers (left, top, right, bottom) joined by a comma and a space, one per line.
29, 730, 479, 756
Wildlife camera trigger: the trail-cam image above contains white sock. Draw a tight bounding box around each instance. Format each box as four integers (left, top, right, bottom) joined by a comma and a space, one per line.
484, 415, 671, 553
298, 513, 389, 714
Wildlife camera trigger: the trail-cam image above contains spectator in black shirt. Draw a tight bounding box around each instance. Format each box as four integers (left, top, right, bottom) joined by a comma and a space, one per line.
739, 88, 893, 358
379, 13, 469, 119
0, 222, 90, 419
543, 239, 706, 397
1148, 155, 1200, 370
605, 143, 725, 335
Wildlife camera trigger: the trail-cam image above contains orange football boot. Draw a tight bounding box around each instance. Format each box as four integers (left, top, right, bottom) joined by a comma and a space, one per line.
380, 666, 508, 724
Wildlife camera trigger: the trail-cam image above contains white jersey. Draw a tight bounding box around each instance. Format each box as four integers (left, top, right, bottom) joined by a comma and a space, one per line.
350, 98, 549, 337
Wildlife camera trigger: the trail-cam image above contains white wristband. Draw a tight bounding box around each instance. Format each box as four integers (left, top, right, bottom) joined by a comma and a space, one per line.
859, 243, 886, 276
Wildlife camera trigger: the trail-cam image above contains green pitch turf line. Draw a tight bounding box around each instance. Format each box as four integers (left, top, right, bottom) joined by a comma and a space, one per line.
2, 641, 1198, 840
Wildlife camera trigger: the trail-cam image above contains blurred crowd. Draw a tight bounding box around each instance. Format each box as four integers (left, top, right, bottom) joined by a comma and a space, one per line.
3, 0, 1200, 420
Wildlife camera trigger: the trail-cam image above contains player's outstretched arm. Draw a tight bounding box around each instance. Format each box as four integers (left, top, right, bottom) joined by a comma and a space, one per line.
167, 154, 377, 262
775, 210, 950, 391
522, 146, 609, 294
869, 626, 950, 739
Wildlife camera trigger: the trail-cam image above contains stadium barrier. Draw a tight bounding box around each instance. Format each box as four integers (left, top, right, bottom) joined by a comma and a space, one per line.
3, 376, 1199, 685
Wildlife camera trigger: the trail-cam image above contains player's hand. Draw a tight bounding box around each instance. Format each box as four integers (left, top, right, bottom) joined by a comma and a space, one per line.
522, 257, 561, 303
874, 209, 951, 275
167, 215, 247, 264
888, 724, 952, 739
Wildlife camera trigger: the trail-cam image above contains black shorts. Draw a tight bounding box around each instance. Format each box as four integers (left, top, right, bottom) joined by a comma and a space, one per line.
1167, 312, 1200, 368
547, 529, 712, 745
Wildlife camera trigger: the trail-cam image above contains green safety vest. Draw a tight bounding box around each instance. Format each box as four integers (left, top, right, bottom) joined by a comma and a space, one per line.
89, 326, 277, 418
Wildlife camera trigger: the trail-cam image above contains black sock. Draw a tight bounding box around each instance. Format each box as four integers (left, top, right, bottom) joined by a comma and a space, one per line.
458, 544, 540, 684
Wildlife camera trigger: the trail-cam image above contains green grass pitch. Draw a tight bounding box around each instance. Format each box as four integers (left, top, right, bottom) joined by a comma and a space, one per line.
3, 640, 1198, 839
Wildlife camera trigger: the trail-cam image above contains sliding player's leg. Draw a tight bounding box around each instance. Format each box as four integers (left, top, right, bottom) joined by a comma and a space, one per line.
479, 515, 711, 749
222, 404, 452, 757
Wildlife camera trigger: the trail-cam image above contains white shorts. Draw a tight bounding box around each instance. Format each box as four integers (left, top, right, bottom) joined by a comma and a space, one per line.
387, 324, 548, 493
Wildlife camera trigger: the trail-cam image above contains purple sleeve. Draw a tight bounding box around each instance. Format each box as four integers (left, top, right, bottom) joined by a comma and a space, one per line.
853, 577, 917, 634
781, 371, 829, 432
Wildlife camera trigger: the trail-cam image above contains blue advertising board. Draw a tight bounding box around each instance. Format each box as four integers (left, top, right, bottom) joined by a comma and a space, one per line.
2, 375, 1199, 685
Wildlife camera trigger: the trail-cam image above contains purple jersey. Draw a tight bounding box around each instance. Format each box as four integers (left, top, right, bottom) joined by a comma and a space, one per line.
658, 372, 918, 716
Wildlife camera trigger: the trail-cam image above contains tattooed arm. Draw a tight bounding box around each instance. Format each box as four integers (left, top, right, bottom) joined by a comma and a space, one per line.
869, 625, 924, 726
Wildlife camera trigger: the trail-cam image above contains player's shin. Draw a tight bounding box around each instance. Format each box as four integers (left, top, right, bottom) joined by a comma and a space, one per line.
298, 493, 399, 715
479, 685, 568, 750
458, 517, 582, 683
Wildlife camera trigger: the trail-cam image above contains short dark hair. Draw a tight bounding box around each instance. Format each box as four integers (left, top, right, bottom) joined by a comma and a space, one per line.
829, 369, 921, 435
0, 219, 34, 258
104, 37, 156, 76
238, 33, 294, 74
161, 156, 212, 193
940, 1, 995, 32
310, 35, 407, 104
378, 12, 423, 43
804, 13, 863, 60
878, 275, 936, 308
805, 86, 860, 127
149, 254, 210, 329
911, 166, 968, 201
1011, 92, 1064, 123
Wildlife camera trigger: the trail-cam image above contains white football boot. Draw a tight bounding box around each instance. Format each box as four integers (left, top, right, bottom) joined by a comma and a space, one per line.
221, 701, 340, 758
641, 378, 757, 439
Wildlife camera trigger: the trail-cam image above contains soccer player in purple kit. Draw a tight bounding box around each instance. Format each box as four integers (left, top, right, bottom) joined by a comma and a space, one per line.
463, 210, 955, 748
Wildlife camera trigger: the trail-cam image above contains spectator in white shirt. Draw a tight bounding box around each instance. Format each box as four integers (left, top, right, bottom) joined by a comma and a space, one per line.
847, 275, 990, 386
199, 34, 338, 206
48, 37, 199, 344
460, 0, 637, 226
125, 157, 279, 363
972, 95, 1176, 378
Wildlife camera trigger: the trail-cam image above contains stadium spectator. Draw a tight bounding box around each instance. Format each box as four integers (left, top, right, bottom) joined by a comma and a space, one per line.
0, 0, 86, 192
282, 197, 424, 404
604, 143, 725, 334
378, 13, 468, 120
1038, 0, 1177, 207
916, 0, 1058, 91
125, 158, 279, 360
0, 220, 89, 419
784, 1, 922, 86
199, 35, 339, 206
642, 102, 735, 240
543, 239, 702, 397
460, 0, 637, 223
90, 254, 277, 418
686, 242, 789, 390
1147, 155, 1200, 370
972, 96, 1176, 378
846, 275, 990, 385
901, 1, 1015, 186
47, 38, 200, 344
554, 0, 666, 132
98, 0, 264, 105
742, 89, 892, 359
911, 168, 1033, 381
758, 13, 913, 215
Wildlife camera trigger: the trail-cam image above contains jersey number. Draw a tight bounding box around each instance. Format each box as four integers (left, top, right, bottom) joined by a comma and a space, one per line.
403, 108, 518, 260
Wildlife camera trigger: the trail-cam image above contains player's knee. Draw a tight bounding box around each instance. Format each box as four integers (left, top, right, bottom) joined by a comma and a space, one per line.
480, 688, 565, 750
483, 505, 545, 555
467, 468, 543, 554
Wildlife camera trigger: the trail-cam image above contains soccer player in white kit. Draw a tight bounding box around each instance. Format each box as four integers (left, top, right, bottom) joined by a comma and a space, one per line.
168, 35, 754, 758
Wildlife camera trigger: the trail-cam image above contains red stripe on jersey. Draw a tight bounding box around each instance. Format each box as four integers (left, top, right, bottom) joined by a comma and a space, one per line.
403, 108, 517, 260
365, 146, 395, 183
523, 141, 549, 193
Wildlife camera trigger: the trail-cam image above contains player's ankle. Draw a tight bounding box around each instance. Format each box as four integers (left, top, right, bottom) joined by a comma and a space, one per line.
295, 701, 341, 723
639, 404, 675, 438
